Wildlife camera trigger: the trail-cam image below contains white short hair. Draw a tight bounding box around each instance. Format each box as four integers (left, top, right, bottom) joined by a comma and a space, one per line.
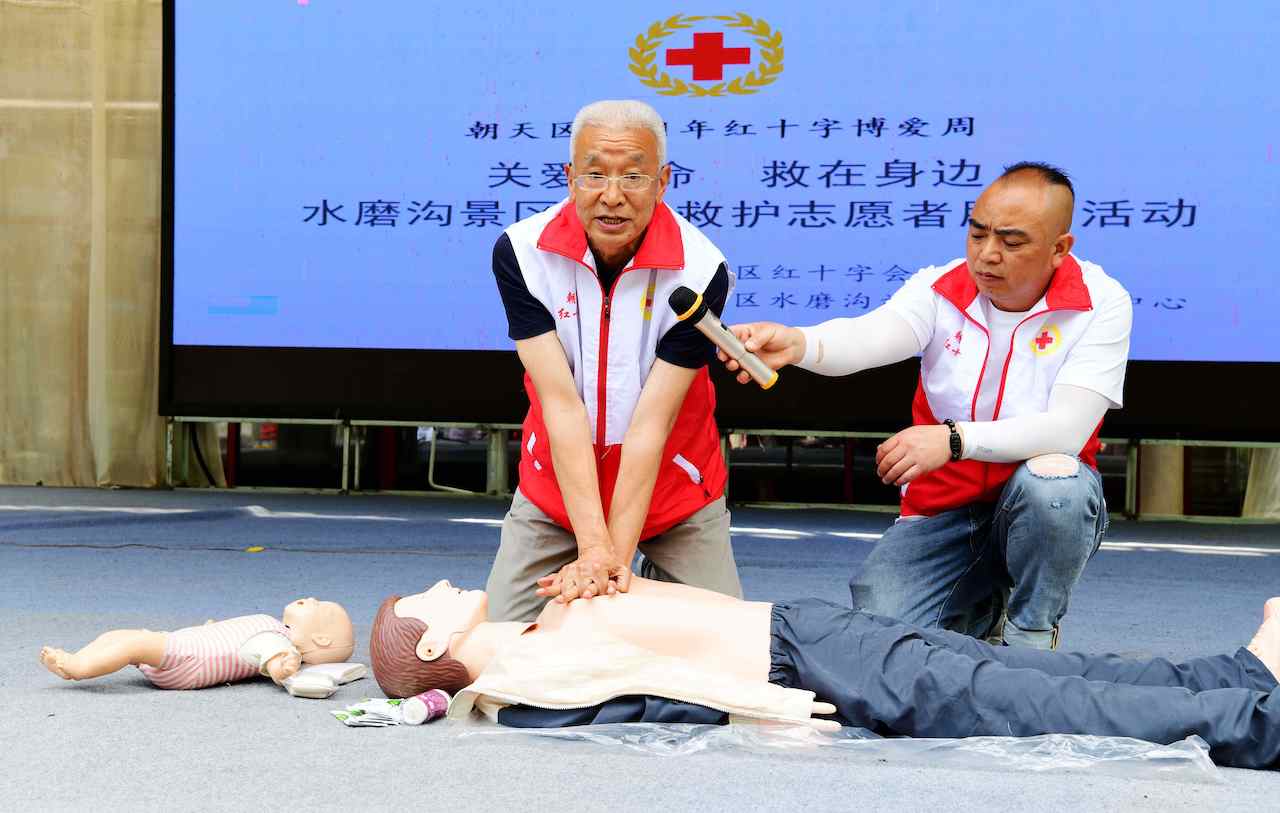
569, 100, 667, 168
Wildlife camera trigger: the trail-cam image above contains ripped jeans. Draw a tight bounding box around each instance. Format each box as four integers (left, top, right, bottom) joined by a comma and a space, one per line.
850, 457, 1108, 649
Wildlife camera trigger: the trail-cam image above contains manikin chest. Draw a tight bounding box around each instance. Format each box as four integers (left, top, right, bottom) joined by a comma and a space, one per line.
530, 579, 772, 683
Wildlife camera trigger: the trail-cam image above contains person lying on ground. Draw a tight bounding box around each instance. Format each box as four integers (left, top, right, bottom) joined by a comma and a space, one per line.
371, 578, 1280, 769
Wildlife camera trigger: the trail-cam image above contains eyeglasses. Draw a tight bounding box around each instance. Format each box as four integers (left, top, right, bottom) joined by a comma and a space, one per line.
573, 173, 657, 192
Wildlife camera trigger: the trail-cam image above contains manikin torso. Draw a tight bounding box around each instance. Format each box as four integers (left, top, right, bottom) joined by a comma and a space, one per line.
524, 578, 774, 683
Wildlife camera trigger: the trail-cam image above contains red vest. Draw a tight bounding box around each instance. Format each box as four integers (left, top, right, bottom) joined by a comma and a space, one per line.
508, 201, 728, 539
901, 258, 1103, 517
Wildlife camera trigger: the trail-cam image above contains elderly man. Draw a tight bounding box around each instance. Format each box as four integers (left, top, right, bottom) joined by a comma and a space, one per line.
484, 99, 742, 622
721, 163, 1132, 648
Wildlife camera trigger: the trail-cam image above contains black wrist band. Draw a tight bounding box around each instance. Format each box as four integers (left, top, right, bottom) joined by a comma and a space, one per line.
943, 418, 962, 461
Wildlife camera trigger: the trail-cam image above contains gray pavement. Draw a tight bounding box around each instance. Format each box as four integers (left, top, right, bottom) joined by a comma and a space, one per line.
2, 485, 1278, 811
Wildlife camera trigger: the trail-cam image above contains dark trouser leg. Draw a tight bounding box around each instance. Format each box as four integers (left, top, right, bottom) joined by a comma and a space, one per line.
858, 610, 1278, 693
850, 506, 1002, 637
770, 600, 1280, 769
991, 458, 1108, 648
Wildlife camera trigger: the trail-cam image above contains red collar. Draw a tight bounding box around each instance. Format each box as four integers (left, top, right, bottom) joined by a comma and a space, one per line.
932, 255, 1092, 312
536, 201, 685, 271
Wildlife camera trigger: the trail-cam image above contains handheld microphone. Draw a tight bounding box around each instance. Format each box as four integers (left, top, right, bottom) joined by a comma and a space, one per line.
668, 285, 778, 390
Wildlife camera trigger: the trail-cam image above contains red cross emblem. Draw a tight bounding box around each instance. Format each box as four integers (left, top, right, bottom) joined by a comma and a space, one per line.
944, 329, 962, 356
566, 292, 577, 305
1030, 324, 1062, 355
665, 32, 751, 81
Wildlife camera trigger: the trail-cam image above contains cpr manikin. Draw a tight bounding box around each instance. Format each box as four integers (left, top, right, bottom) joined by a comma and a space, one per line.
41, 598, 355, 690
371, 578, 1280, 770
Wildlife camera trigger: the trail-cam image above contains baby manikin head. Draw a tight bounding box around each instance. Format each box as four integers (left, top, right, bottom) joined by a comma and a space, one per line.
283, 598, 355, 663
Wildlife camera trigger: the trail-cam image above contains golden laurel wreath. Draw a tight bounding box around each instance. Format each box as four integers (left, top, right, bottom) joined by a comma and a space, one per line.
628, 12, 784, 97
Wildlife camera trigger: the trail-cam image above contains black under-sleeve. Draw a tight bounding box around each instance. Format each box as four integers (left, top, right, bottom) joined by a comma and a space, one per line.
493, 232, 556, 341
496, 695, 729, 728
655, 262, 730, 369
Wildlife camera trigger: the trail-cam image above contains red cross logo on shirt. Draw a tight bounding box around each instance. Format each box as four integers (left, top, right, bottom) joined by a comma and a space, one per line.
566, 292, 577, 305
944, 329, 962, 356
1030, 324, 1063, 356
665, 32, 751, 81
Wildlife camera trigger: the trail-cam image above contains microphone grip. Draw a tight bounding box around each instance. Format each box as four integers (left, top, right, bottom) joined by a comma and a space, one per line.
736, 349, 780, 390
702, 318, 779, 390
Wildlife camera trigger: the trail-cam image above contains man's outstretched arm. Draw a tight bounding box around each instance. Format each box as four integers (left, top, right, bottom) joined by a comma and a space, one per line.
720, 306, 923, 383
515, 332, 621, 587
876, 289, 1131, 484
536, 360, 698, 602
605, 359, 699, 580
956, 385, 1111, 463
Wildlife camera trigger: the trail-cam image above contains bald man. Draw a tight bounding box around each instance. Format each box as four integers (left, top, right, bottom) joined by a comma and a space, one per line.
721, 162, 1131, 649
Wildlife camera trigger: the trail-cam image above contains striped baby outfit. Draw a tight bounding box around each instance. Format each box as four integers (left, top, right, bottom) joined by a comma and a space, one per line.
138, 614, 289, 690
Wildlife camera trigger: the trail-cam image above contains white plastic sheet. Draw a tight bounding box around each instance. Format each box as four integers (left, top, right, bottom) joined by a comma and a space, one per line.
455, 721, 1220, 783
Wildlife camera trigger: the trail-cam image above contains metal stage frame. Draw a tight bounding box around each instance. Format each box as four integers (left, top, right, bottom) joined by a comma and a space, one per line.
164, 417, 1280, 521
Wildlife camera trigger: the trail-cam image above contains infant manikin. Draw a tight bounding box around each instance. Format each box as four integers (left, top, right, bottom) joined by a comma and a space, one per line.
41, 598, 355, 693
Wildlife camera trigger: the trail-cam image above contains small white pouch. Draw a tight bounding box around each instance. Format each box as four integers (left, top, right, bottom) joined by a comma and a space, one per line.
282, 671, 339, 699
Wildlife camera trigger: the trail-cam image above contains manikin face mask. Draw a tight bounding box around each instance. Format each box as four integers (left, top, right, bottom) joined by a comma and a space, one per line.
394, 580, 488, 661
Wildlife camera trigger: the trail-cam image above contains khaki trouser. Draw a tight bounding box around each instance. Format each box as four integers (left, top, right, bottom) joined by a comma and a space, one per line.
484, 489, 743, 622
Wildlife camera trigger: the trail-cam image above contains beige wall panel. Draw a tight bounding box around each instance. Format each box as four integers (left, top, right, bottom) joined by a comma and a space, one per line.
0, 221, 94, 485
0, 103, 93, 485
1243, 449, 1280, 519
105, 0, 162, 102
1, 2, 165, 487
100, 103, 162, 484
0, 2, 93, 100
1138, 444, 1184, 517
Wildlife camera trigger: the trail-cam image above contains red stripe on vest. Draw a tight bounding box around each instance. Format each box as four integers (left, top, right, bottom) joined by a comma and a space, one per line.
517, 368, 725, 540
903, 257, 1098, 517
901, 377, 1102, 517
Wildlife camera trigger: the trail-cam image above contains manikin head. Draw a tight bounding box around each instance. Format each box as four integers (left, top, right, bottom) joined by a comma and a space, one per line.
965, 162, 1076, 312
282, 598, 355, 664
369, 580, 486, 698
566, 99, 671, 271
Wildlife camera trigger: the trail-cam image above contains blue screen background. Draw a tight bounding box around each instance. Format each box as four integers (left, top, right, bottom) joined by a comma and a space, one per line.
173, 1, 1279, 361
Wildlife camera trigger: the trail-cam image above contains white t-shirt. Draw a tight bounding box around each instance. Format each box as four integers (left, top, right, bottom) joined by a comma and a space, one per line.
882, 258, 1131, 409
974, 300, 1027, 421
795, 256, 1132, 464
1038, 279, 1131, 409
